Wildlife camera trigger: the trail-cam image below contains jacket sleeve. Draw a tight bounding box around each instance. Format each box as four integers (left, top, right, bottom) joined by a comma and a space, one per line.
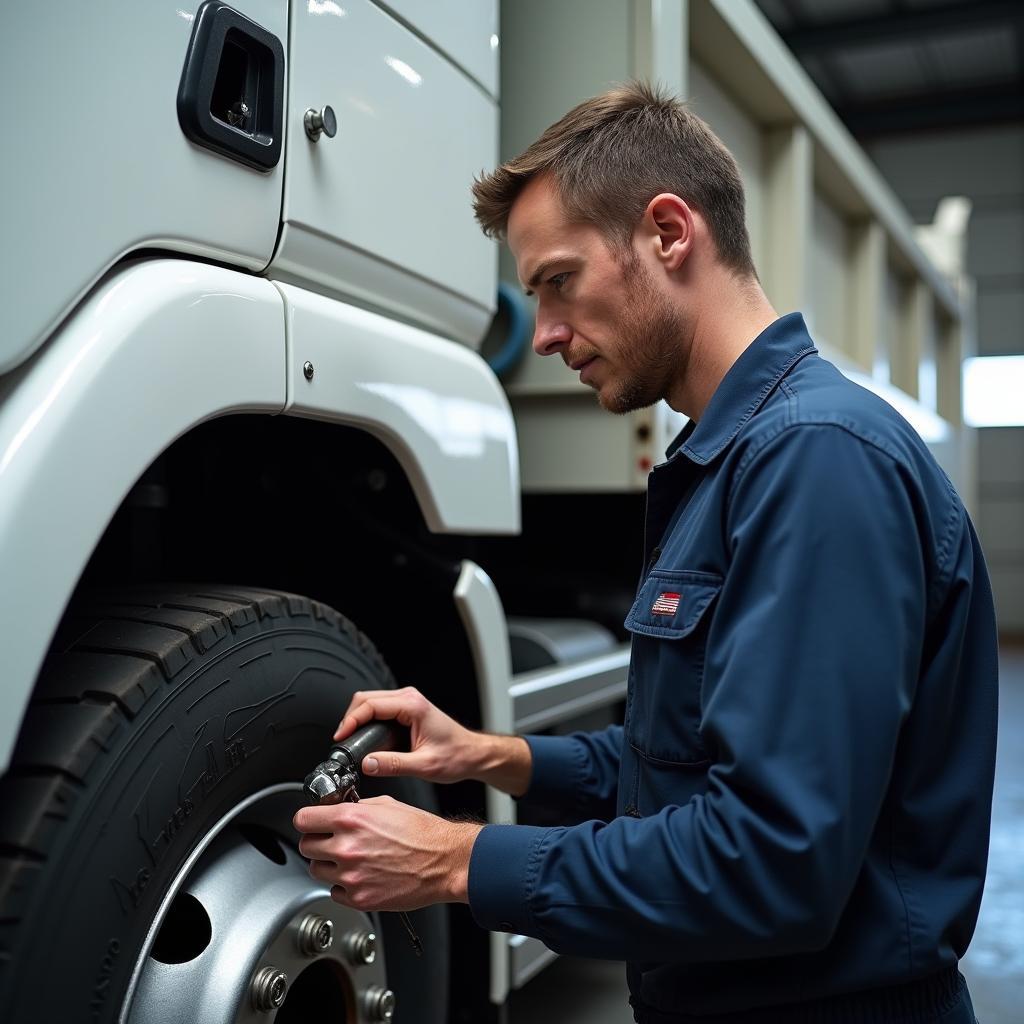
469, 425, 939, 961
522, 726, 622, 822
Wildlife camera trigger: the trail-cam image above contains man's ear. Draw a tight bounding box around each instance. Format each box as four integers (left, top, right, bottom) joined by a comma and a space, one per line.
642, 193, 694, 272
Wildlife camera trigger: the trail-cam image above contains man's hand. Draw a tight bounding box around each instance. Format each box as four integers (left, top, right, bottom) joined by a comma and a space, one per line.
335, 686, 532, 796
293, 796, 483, 911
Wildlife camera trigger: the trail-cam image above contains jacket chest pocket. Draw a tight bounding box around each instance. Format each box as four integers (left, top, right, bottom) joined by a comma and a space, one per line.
623, 570, 722, 765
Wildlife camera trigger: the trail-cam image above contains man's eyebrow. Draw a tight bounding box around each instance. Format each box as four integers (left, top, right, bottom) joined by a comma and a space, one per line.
523, 255, 574, 296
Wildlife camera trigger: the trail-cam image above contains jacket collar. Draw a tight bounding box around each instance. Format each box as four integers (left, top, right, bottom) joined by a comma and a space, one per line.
666, 312, 817, 466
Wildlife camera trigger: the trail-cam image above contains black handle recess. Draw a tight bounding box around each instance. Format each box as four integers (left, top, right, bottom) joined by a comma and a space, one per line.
177, 1, 285, 170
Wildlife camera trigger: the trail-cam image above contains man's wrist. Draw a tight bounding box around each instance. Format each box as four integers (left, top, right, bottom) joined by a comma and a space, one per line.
474, 733, 532, 797
445, 821, 485, 903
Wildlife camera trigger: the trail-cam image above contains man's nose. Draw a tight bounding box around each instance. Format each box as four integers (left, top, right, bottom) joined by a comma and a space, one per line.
532, 315, 572, 357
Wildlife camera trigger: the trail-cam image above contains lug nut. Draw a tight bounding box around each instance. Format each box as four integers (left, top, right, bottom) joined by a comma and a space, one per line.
251, 966, 288, 1011
342, 928, 377, 965
363, 985, 396, 1021
298, 913, 335, 956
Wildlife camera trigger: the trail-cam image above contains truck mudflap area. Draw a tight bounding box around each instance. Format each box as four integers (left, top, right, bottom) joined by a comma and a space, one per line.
455, 561, 631, 1006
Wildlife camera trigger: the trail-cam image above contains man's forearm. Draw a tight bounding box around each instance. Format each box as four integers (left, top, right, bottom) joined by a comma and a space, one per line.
470, 733, 532, 797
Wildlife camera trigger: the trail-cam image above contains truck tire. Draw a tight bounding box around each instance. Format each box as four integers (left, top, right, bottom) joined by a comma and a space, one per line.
0, 585, 448, 1023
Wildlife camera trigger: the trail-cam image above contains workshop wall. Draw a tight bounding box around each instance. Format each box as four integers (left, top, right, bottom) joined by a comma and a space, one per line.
866, 125, 1024, 635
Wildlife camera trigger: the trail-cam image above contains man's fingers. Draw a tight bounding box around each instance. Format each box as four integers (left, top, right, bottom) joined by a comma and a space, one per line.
293, 805, 354, 834
333, 689, 396, 740
308, 859, 337, 882
333, 695, 413, 742
298, 834, 336, 861
332, 697, 384, 742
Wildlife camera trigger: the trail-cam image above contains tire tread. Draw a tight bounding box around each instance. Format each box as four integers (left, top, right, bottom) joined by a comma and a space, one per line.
0, 584, 395, 965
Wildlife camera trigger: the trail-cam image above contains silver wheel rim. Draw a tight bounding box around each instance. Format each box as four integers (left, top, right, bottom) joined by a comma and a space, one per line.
121, 783, 390, 1023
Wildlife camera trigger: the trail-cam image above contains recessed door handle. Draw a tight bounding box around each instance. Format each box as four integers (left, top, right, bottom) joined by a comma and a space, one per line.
177, 0, 284, 171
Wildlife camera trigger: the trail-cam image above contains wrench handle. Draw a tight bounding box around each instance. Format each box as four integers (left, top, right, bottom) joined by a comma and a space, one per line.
333, 720, 408, 773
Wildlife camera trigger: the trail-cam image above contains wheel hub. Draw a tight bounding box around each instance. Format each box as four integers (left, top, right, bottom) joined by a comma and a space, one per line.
124, 785, 388, 1023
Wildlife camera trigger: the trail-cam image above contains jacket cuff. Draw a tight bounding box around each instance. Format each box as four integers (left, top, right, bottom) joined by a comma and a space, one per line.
523, 733, 587, 804
468, 823, 556, 935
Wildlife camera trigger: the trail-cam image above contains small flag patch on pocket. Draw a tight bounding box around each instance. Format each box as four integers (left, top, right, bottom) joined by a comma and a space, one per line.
651, 592, 681, 616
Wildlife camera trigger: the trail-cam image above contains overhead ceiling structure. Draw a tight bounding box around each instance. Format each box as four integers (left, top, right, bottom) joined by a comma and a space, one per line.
752, 0, 1024, 136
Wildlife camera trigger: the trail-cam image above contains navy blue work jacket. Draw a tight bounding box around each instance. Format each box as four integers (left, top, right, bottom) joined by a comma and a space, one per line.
469, 313, 998, 1021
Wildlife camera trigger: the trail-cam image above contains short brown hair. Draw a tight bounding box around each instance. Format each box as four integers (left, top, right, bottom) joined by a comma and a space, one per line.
472, 80, 755, 277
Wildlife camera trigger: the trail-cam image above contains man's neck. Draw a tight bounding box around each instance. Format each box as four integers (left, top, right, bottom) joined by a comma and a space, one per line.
668, 276, 778, 422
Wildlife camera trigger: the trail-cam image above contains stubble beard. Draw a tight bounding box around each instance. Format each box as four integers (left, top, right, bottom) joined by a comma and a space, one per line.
597, 260, 688, 415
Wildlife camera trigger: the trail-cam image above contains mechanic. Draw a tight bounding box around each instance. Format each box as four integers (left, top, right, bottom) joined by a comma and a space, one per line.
293, 82, 998, 1023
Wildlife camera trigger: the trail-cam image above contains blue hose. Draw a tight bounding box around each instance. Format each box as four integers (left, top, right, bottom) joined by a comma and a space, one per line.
486, 282, 532, 379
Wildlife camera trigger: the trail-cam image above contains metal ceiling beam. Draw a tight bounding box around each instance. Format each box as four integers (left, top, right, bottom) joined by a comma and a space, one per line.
782, 0, 1024, 54
839, 85, 1024, 137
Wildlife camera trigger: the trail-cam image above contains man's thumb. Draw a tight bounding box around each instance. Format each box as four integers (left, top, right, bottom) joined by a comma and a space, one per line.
361, 752, 407, 777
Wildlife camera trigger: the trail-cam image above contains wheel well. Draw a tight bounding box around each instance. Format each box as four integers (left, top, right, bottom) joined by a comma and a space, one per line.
74, 414, 483, 723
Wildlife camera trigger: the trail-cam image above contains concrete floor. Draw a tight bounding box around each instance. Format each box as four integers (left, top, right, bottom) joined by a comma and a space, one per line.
508, 645, 1024, 1024
961, 645, 1024, 1023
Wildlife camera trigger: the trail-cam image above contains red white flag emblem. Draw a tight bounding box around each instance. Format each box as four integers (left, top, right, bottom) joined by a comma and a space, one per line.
651, 591, 681, 616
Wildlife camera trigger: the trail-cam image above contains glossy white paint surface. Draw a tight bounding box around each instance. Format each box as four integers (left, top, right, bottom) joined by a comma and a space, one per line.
0, 0, 286, 375
452, 559, 515, 1004
378, 0, 499, 96
0, 262, 286, 770
278, 281, 520, 534
274, 0, 498, 348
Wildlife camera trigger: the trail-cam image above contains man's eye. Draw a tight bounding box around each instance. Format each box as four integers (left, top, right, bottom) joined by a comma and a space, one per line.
548, 272, 571, 291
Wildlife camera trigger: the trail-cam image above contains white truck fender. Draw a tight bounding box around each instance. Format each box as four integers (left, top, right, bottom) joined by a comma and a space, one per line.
276, 280, 520, 538
0, 261, 285, 769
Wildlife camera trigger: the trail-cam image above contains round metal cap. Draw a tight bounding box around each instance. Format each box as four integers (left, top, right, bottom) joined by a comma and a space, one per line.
320, 105, 337, 138
303, 105, 337, 142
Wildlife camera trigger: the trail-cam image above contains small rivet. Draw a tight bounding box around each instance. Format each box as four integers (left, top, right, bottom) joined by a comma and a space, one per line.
303, 361, 315, 380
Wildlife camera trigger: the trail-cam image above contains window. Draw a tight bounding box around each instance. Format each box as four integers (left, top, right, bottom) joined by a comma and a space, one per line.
963, 356, 1024, 428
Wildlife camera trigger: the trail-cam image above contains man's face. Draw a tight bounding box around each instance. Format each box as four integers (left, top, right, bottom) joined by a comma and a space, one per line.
507, 175, 687, 414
